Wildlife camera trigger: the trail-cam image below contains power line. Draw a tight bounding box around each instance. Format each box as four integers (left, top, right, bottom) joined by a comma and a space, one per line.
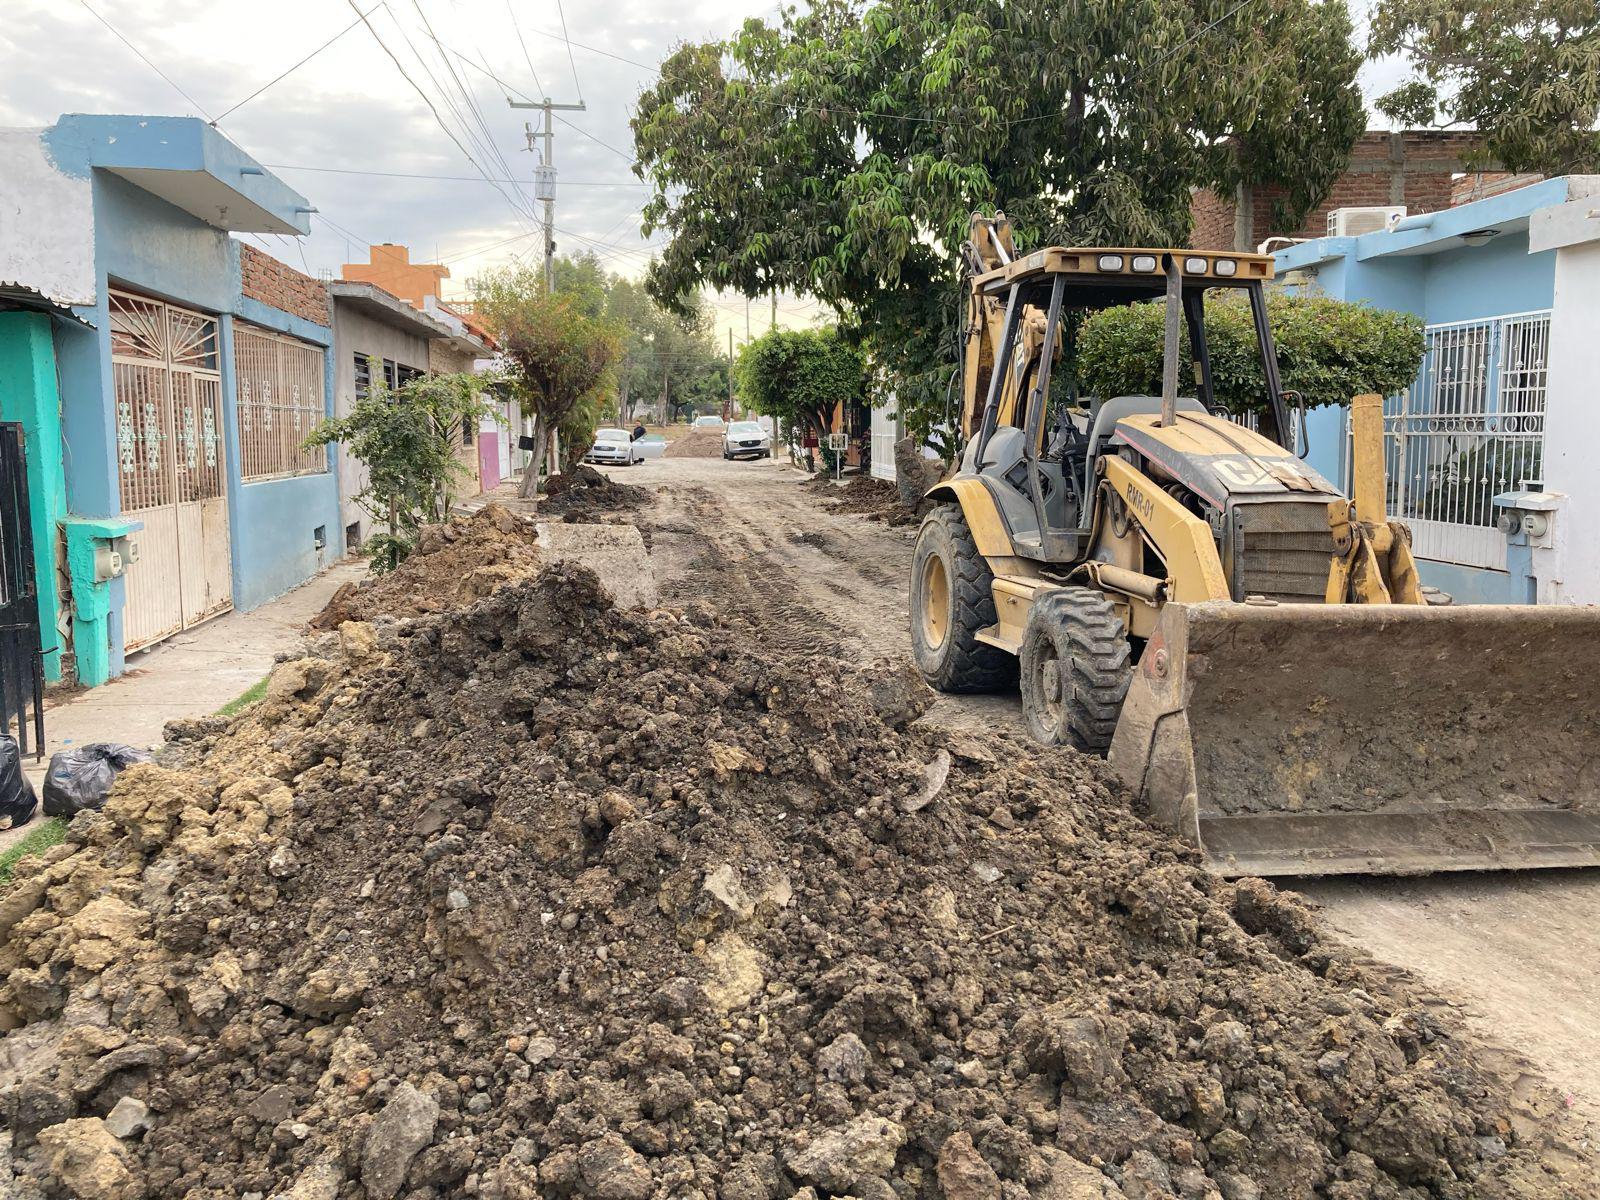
346, 1, 539, 234
78, 0, 215, 122
263, 163, 646, 185
505, 0, 549, 100
553, 0, 585, 103
554, 112, 635, 164
212, 3, 383, 124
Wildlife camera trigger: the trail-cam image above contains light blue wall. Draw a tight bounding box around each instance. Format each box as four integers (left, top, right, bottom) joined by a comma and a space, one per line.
1275, 187, 1565, 604
38, 116, 336, 679
224, 293, 340, 611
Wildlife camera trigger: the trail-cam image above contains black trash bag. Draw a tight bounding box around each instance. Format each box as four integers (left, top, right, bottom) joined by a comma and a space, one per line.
0, 735, 37, 829
42, 743, 152, 817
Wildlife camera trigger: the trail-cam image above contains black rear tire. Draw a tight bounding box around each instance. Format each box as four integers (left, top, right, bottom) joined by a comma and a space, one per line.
1018, 587, 1131, 753
910, 505, 1017, 693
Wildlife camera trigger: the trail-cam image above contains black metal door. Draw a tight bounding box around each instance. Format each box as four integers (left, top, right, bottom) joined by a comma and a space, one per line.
0, 422, 44, 759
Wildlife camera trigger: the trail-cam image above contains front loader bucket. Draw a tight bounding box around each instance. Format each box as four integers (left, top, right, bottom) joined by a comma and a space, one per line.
1108, 601, 1600, 877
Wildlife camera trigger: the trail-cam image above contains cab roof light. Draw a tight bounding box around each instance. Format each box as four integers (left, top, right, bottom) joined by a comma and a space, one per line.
1131, 254, 1158, 272
1184, 256, 1209, 274
1097, 254, 1125, 271
1213, 258, 1238, 277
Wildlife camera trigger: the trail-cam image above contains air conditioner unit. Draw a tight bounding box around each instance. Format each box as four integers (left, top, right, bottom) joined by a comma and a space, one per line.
1327, 206, 1407, 238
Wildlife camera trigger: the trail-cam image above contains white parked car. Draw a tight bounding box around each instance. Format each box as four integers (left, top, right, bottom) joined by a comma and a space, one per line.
693, 414, 725, 429
585, 428, 641, 466
723, 420, 773, 460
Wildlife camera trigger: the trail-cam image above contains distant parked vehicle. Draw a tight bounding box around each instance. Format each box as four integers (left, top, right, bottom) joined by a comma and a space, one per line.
586, 428, 641, 466
723, 420, 772, 460
693, 414, 725, 428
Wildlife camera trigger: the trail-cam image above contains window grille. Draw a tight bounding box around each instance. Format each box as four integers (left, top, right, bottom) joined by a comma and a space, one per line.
234, 323, 328, 480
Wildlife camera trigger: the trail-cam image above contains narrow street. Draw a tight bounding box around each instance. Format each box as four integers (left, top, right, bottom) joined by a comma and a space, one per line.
614, 454, 1600, 1133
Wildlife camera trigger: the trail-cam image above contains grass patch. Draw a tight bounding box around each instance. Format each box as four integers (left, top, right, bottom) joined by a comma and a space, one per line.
216, 675, 269, 717
0, 816, 67, 887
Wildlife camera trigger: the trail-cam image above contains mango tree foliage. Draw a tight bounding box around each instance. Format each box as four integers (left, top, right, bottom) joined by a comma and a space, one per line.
1371, 0, 1600, 175
632, 0, 1364, 441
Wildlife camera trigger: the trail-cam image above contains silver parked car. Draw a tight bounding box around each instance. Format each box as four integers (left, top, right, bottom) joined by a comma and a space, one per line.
585, 428, 641, 466
723, 420, 772, 460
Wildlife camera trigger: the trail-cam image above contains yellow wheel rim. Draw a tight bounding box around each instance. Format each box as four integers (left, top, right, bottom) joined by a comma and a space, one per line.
920, 553, 951, 649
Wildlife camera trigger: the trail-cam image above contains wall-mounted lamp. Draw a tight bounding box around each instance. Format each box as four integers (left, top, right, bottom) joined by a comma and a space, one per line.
1459, 228, 1501, 247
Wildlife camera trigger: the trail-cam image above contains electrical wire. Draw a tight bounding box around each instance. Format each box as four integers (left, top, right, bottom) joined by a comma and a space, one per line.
78, 0, 215, 122
263, 163, 647, 185
553, 0, 585, 103
346, 1, 540, 234
505, 0, 549, 100
212, 3, 383, 124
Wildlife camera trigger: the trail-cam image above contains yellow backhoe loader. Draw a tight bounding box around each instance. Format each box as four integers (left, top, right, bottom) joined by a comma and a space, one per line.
910, 212, 1600, 877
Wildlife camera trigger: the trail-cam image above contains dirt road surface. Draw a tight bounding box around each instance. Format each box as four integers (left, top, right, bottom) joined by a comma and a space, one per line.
613, 452, 1600, 1133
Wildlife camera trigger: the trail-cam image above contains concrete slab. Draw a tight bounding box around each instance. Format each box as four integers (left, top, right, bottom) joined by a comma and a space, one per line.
1, 559, 364, 855
536, 521, 657, 608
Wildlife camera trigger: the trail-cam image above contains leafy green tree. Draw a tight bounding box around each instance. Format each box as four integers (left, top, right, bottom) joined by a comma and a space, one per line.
737, 327, 865, 463
632, 0, 1364, 441
473, 265, 622, 503
306, 369, 497, 572
1075, 293, 1425, 415
1371, 0, 1600, 174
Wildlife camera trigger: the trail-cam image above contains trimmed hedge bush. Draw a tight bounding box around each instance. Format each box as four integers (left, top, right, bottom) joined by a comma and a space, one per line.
1076, 292, 1424, 415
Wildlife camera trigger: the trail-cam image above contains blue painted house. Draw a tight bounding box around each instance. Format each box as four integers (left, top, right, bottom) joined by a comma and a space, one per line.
0, 114, 340, 686
1274, 176, 1600, 605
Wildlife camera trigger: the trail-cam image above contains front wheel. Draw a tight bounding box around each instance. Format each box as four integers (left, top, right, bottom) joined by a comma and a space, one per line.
1018, 587, 1131, 753
909, 505, 1016, 693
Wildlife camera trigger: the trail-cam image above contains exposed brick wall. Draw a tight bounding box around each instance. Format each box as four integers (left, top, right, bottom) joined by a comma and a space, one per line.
239, 242, 330, 327
1190, 188, 1236, 252
1190, 131, 1491, 250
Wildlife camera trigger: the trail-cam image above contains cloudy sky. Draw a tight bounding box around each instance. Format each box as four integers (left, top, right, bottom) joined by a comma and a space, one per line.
1, 0, 1402, 343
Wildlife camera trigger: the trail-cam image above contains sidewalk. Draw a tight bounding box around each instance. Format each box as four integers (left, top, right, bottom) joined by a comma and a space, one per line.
3, 558, 365, 853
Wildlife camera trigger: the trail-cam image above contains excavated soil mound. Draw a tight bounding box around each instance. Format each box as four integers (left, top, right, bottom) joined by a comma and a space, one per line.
542, 465, 653, 524
1, 566, 1594, 1200
813, 476, 917, 526
310, 503, 540, 629
664, 428, 726, 458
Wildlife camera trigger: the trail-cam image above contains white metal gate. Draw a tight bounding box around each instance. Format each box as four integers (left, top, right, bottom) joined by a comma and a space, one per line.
111, 290, 232, 651
1349, 311, 1550, 571
870, 401, 899, 482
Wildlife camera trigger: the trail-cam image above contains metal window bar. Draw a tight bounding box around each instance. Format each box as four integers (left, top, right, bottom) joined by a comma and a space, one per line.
110, 290, 223, 516
234, 324, 328, 481
1346, 311, 1550, 571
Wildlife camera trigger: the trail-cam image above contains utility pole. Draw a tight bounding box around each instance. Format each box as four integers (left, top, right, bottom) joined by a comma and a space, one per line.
726, 328, 734, 422
770, 291, 776, 331
511, 96, 586, 294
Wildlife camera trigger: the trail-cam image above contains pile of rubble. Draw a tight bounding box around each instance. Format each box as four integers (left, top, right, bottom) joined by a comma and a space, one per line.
311, 503, 539, 629
541, 465, 653, 523
1, 542, 1593, 1198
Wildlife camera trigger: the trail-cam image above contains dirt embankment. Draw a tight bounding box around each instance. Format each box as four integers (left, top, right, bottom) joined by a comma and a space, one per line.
663, 427, 725, 459
312, 503, 540, 629
0, 511, 1594, 1199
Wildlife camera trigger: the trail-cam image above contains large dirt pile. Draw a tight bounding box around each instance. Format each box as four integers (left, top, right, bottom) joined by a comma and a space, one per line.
664, 428, 725, 459
1, 564, 1592, 1199
311, 503, 539, 628
542, 466, 653, 524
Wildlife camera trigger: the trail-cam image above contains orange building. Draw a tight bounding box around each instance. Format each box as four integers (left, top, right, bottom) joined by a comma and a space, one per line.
340, 244, 450, 310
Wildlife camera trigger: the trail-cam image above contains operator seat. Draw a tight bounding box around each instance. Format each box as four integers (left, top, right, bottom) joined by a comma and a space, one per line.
1082, 395, 1208, 501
